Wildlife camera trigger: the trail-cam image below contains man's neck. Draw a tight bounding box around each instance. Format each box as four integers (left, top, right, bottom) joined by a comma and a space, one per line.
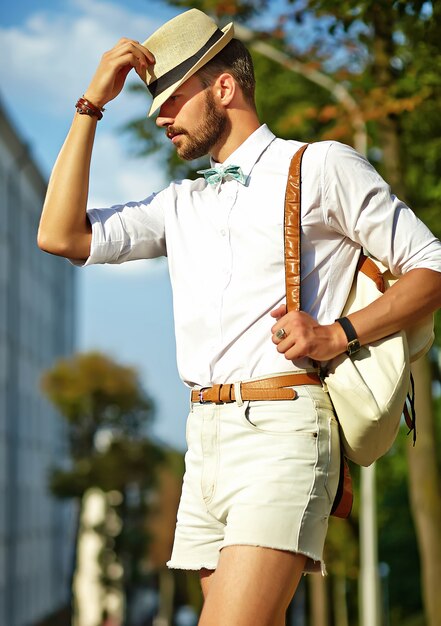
211, 112, 261, 163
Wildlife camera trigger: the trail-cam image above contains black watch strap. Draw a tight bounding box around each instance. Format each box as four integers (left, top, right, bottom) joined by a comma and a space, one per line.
335, 317, 361, 356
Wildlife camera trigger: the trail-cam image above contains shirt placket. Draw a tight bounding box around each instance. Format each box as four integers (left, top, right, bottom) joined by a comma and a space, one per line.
208, 181, 238, 377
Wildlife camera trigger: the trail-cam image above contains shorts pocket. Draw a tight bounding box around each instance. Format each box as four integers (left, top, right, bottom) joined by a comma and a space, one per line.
240, 395, 319, 437
185, 409, 197, 448
323, 417, 341, 504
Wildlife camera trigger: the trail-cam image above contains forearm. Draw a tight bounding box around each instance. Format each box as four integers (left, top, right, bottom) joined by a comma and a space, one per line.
38, 38, 154, 261
347, 268, 441, 346
38, 112, 96, 260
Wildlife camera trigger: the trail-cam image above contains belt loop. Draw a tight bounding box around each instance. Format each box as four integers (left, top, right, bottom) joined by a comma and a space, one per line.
234, 381, 244, 407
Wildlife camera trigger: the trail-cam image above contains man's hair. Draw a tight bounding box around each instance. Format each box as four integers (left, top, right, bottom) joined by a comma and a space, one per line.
196, 38, 256, 108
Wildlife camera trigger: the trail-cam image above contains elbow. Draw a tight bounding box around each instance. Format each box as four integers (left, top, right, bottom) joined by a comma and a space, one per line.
37, 228, 54, 254
37, 228, 71, 257
37, 228, 57, 254
37, 227, 48, 252
37, 226, 91, 261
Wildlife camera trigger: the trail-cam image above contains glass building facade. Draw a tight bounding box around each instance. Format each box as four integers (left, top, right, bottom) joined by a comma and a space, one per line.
0, 103, 76, 626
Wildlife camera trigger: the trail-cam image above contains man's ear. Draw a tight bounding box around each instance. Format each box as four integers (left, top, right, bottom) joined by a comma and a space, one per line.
214, 72, 236, 107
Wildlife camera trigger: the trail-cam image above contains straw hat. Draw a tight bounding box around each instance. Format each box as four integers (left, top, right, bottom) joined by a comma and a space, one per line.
142, 9, 234, 116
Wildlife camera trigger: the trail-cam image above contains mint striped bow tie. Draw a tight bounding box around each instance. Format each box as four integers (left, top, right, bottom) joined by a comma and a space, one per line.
197, 164, 246, 186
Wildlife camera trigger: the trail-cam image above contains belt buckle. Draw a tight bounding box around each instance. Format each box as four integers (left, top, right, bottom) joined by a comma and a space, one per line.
199, 387, 208, 404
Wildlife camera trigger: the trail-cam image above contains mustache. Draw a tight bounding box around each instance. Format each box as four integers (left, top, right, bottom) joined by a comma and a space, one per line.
166, 126, 187, 139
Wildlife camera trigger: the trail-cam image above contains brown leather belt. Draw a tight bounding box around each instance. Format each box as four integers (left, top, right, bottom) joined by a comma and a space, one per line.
190, 372, 322, 404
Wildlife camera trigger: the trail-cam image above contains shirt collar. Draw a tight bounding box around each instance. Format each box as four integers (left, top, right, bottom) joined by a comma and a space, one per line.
209, 124, 276, 182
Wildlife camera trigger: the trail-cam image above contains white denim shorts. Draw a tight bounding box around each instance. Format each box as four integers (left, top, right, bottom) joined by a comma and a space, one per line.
167, 384, 340, 574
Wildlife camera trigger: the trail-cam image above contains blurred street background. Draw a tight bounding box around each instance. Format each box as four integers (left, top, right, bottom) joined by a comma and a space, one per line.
0, 1, 440, 625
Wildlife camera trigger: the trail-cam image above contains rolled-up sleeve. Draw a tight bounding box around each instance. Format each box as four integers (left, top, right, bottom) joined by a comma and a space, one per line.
71, 190, 167, 267
323, 142, 441, 275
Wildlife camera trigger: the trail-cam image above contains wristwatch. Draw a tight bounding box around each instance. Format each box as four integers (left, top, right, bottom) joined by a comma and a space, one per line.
335, 317, 361, 356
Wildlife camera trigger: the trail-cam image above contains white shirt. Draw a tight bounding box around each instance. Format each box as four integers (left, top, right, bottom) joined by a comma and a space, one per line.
81, 125, 441, 387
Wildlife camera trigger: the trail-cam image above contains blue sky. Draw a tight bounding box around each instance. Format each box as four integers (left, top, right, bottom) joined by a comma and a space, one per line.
0, 0, 193, 450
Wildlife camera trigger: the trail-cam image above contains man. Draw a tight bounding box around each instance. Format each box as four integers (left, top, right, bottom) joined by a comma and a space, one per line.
38, 9, 441, 626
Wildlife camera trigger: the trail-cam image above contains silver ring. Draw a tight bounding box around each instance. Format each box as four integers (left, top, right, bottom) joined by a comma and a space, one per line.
276, 328, 287, 340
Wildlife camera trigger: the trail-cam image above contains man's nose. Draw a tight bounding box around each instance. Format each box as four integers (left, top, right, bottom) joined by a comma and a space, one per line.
156, 106, 173, 128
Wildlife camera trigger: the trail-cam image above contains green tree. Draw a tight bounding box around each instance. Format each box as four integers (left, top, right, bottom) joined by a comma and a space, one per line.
147, 449, 204, 622
282, 5, 441, 624
41, 351, 164, 625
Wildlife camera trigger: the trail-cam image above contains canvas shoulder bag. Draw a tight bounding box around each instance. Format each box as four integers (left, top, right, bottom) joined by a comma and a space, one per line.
284, 144, 434, 468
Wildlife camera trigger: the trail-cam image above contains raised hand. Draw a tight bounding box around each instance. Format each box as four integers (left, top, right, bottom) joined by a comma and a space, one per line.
83, 38, 155, 108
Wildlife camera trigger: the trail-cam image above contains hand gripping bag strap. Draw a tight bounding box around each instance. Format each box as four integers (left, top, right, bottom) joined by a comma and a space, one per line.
284, 144, 353, 519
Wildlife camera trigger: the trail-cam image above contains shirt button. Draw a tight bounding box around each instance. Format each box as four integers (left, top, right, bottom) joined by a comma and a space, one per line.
220, 229, 227, 236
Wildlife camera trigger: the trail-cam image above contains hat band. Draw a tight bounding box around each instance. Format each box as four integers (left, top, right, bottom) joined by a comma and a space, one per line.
148, 28, 225, 100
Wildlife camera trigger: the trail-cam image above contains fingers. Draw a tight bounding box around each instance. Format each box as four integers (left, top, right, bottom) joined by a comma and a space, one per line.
108, 38, 155, 80
116, 38, 155, 78
270, 312, 340, 361
114, 38, 155, 63
272, 326, 308, 361
134, 40, 155, 65
271, 310, 290, 338
271, 318, 292, 350
84, 38, 156, 107
272, 327, 291, 349
271, 311, 309, 359
270, 304, 287, 319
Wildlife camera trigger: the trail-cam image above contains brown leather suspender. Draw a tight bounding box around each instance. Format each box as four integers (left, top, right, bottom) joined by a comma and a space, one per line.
284, 144, 309, 313
284, 143, 353, 519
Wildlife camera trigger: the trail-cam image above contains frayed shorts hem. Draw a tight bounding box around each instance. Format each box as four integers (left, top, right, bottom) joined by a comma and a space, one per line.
167, 544, 326, 576
166, 561, 218, 571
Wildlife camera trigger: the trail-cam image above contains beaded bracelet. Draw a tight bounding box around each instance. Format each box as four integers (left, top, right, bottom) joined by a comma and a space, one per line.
75, 96, 105, 120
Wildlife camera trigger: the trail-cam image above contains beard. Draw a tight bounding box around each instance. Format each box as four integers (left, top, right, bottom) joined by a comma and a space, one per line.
167, 89, 229, 161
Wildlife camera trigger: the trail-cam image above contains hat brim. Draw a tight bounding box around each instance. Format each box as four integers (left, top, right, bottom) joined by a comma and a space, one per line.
143, 22, 234, 117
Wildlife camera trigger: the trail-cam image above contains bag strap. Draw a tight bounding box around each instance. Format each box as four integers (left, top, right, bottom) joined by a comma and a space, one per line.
284, 144, 386, 313
284, 143, 353, 518
284, 144, 309, 313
